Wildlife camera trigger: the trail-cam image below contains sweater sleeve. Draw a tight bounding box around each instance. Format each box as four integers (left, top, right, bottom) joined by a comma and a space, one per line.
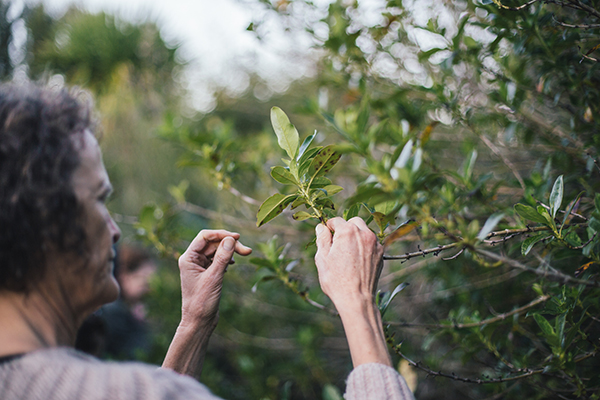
344, 363, 415, 400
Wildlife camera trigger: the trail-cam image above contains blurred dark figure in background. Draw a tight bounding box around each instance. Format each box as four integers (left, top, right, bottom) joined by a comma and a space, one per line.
75, 245, 157, 359
102, 245, 157, 359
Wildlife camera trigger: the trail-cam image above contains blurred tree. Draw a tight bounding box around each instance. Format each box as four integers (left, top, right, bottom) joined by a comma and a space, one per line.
0, 0, 17, 79
21, 5, 206, 223
3, 0, 598, 399
148, 0, 600, 399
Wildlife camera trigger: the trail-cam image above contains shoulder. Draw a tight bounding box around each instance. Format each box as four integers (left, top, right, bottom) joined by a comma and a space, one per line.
0, 347, 222, 400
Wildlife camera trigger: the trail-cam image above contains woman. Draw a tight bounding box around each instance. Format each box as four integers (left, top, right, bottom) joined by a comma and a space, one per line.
0, 83, 414, 399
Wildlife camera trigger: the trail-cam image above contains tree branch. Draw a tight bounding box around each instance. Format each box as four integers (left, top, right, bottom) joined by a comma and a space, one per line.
386, 295, 550, 329
391, 345, 545, 384
383, 226, 554, 261
552, 17, 600, 29
492, 0, 544, 11
476, 248, 600, 287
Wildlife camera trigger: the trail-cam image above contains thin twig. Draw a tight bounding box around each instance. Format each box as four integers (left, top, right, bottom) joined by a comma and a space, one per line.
442, 247, 465, 261
580, 52, 600, 63
228, 186, 261, 206
553, 17, 600, 29
392, 346, 544, 384
492, 0, 543, 11
570, 233, 597, 250
569, 0, 600, 20
301, 294, 339, 316
386, 295, 550, 329
384, 242, 459, 260
476, 248, 600, 287
478, 132, 526, 190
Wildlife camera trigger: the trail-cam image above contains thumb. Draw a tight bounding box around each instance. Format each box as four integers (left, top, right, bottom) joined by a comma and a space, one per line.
315, 223, 332, 263
208, 236, 236, 277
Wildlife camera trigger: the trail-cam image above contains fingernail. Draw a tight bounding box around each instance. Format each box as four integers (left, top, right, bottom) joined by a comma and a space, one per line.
316, 224, 324, 235
223, 237, 234, 251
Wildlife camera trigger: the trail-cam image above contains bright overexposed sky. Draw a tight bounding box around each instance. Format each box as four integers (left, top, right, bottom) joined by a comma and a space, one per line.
22, 0, 320, 111
13, 0, 454, 112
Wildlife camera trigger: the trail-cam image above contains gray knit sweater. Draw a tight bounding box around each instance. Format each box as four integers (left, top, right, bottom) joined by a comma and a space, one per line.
0, 348, 415, 399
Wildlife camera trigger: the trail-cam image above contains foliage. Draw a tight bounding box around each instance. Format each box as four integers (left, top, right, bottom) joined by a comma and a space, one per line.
5, 0, 600, 399
256, 107, 342, 227
152, 0, 600, 399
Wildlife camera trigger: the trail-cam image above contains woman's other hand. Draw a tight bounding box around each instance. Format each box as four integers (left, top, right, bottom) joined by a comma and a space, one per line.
315, 217, 384, 307
314, 217, 391, 367
178, 230, 252, 329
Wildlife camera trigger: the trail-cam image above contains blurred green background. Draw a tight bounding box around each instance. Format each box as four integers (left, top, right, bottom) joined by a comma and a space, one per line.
3, 0, 600, 399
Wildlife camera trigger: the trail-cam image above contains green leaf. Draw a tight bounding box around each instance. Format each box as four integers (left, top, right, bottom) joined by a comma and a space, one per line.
270, 107, 299, 160
549, 175, 564, 219
533, 314, 555, 337
346, 187, 394, 208
292, 211, 313, 221
343, 204, 360, 220
290, 197, 307, 210
297, 132, 315, 160
595, 193, 600, 214
378, 283, 408, 317
298, 147, 322, 176
322, 384, 343, 400
394, 139, 413, 169
271, 166, 297, 185
315, 197, 334, 210
589, 216, 600, 233
521, 233, 546, 255
564, 231, 582, 247
561, 191, 584, 231
256, 193, 298, 227
310, 176, 332, 188
555, 313, 566, 347
251, 275, 277, 293
308, 145, 342, 180
477, 212, 504, 241
537, 206, 556, 230
462, 150, 477, 180
249, 257, 276, 270
515, 204, 548, 225
322, 185, 344, 196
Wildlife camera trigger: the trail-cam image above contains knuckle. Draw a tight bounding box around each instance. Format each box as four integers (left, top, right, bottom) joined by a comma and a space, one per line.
214, 252, 231, 265
361, 229, 377, 243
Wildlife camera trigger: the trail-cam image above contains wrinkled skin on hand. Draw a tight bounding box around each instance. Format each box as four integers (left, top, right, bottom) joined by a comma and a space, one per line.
314, 217, 384, 306
178, 230, 252, 328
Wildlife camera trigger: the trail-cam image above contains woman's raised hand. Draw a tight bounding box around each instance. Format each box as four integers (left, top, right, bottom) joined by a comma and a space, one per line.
314, 217, 384, 307
314, 217, 391, 367
178, 230, 252, 328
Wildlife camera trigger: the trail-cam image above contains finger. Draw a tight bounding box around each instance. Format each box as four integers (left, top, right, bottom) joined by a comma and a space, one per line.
185, 230, 241, 258
347, 216, 370, 231
200, 230, 241, 242
315, 223, 332, 262
234, 241, 253, 256
207, 236, 236, 278
200, 238, 252, 258
325, 216, 348, 233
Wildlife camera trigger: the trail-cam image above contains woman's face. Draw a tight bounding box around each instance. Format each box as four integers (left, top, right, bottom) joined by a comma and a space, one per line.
65, 130, 121, 315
